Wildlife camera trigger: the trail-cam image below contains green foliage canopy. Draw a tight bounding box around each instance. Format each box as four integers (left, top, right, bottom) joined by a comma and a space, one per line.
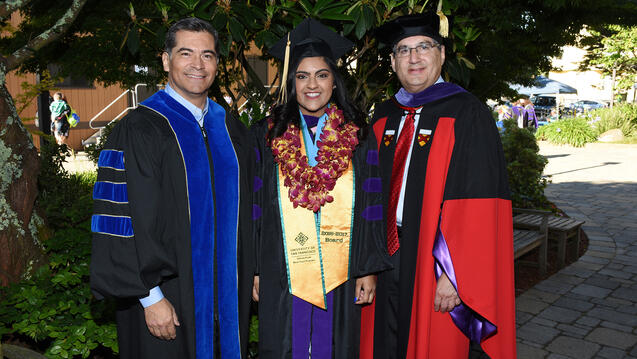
580, 24, 637, 94
3, 0, 636, 119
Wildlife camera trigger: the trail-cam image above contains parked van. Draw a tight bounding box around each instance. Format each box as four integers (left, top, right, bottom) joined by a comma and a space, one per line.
531, 95, 556, 119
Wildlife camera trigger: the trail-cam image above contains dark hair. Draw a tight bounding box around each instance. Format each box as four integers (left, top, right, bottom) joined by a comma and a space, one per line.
165, 17, 219, 57
267, 56, 368, 143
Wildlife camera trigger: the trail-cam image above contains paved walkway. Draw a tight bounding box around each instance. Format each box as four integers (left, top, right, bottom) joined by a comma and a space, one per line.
516, 142, 637, 358
62, 151, 96, 173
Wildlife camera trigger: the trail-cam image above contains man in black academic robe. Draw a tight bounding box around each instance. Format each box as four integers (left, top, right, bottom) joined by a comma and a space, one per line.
90, 18, 253, 359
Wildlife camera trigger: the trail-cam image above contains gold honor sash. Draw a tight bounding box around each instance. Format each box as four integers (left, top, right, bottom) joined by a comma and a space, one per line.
277, 138, 355, 309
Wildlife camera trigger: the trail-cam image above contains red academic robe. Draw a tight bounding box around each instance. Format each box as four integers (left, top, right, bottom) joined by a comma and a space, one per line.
360, 88, 516, 359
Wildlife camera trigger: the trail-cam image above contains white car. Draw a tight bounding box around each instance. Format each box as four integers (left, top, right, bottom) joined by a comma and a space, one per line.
568, 100, 606, 113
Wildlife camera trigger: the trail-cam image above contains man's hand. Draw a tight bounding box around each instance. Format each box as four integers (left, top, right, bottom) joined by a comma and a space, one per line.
434, 272, 461, 313
355, 275, 377, 305
252, 275, 259, 302
144, 298, 180, 340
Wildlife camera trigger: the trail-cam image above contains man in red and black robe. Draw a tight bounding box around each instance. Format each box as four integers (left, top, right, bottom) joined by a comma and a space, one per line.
359, 13, 516, 359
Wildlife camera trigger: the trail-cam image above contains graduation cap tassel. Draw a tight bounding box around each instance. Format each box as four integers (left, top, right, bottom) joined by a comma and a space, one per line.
278, 33, 291, 104
436, 0, 449, 38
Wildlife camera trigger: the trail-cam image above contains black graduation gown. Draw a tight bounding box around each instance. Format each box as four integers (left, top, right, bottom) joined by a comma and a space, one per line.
251, 119, 392, 359
90, 92, 254, 359
364, 92, 515, 358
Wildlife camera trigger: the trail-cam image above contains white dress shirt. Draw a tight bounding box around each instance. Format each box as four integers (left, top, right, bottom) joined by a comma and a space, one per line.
396, 77, 444, 226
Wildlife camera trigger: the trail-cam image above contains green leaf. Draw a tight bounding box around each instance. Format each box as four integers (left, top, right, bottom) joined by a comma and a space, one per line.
220, 39, 231, 57
354, 13, 367, 39
255, 30, 279, 49
345, 1, 361, 15
127, 27, 140, 55
459, 56, 476, 70
362, 5, 374, 30
228, 18, 247, 43
211, 12, 228, 31
343, 22, 355, 36
319, 13, 353, 21
74, 326, 87, 336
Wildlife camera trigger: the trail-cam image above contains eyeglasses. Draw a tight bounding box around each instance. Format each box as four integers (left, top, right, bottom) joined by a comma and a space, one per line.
393, 42, 441, 58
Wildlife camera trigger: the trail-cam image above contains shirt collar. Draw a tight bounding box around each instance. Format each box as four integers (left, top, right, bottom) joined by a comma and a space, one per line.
164, 83, 209, 126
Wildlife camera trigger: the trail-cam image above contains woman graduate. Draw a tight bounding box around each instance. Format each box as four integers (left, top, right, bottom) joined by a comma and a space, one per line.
251, 19, 391, 358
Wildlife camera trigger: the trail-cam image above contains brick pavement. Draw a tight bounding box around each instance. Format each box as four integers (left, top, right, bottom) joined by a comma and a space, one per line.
516, 142, 637, 358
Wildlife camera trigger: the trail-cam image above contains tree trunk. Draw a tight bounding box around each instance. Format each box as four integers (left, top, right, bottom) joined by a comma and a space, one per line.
0, 63, 46, 286
0, 0, 88, 286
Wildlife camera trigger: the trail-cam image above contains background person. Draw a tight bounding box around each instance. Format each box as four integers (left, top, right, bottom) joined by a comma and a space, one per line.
49, 92, 71, 145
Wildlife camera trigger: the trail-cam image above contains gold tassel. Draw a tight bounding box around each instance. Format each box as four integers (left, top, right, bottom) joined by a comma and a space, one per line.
436, 0, 449, 38
278, 33, 291, 104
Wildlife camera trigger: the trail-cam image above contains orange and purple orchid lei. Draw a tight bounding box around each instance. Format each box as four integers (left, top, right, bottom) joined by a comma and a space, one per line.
270, 105, 359, 212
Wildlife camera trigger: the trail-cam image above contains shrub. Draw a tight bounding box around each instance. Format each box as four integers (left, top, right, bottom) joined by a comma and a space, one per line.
589, 103, 637, 139
85, 122, 116, 165
0, 141, 118, 358
536, 117, 597, 147
500, 119, 550, 209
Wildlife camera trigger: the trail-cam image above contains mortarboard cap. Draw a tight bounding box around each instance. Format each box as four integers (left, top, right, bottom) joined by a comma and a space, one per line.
269, 18, 354, 63
269, 18, 354, 104
376, 11, 451, 49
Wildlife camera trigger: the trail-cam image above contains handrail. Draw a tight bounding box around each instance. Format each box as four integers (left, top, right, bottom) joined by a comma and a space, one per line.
88, 89, 130, 129
133, 83, 147, 106
88, 83, 149, 130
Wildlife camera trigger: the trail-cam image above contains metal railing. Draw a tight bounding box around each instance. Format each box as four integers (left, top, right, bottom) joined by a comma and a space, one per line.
88, 83, 148, 130
82, 84, 148, 146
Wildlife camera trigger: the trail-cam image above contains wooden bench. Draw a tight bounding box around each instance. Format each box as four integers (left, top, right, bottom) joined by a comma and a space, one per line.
513, 209, 549, 275
513, 209, 585, 267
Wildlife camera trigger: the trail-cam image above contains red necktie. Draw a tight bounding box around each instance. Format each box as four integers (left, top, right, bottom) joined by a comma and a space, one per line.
386, 109, 416, 255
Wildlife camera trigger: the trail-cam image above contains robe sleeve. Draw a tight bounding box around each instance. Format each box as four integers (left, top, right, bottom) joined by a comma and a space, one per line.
350, 130, 392, 278
90, 113, 177, 300
250, 122, 268, 276
436, 100, 516, 356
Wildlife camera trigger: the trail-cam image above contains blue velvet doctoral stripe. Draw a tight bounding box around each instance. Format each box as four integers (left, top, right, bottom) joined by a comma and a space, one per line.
93, 181, 128, 203
205, 100, 241, 359
97, 149, 125, 170
141, 91, 241, 359
91, 214, 134, 237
